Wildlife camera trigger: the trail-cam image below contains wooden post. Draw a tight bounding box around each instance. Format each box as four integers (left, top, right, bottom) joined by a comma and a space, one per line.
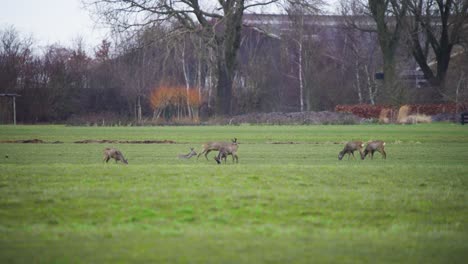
13, 96, 16, 125
1, 93, 20, 125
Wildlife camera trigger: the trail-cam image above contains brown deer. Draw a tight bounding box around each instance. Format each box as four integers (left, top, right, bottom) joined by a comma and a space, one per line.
362, 140, 386, 160
103, 147, 128, 164
178, 147, 197, 159
214, 138, 239, 164
338, 141, 364, 160
198, 138, 236, 160
214, 150, 228, 164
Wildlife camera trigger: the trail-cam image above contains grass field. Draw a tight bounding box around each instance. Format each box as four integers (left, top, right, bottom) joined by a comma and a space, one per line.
0, 124, 467, 263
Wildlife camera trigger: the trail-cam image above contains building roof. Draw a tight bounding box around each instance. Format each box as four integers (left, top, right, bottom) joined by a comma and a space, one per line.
243, 13, 376, 36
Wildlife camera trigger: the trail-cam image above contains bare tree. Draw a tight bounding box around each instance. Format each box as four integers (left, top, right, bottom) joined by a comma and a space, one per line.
282, 1, 325, 111
85, 0, 294, 116
341, 1, 381, 104
0, 27, 34, 123
406, 0, 468, 97
286, 3, 307, 111
368, 0, 409, 103
343, 0, 408, 103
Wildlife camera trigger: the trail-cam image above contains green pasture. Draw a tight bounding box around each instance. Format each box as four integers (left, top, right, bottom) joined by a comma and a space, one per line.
0, 124, 467, 263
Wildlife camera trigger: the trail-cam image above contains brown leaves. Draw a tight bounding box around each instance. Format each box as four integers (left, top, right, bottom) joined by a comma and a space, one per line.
335, 103, 466, 119
150, 86, 201, 110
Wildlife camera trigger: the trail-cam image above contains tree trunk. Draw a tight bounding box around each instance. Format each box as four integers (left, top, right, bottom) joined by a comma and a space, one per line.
369, 0, 407, 104
137, 95, 142, 123
298, 41, 304, 112
214, 1, 244, 116
215, 58, 233, 116
181, 41, 192, 119
365, 65, 377, 105
355, 60, 363, 104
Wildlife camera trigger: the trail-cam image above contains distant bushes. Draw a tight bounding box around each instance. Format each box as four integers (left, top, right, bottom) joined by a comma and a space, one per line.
336, 103, 466, 123
335, 103, 468, 124
208, 111, 362, 125
65, 112, 202, 126
66, 103, 466, 126
65, 112, 132, 126
335, 103, 466, 119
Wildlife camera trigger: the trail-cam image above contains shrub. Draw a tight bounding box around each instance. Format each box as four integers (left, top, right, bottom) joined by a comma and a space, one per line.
66, 113, 132, 126
336, 103, 467, 120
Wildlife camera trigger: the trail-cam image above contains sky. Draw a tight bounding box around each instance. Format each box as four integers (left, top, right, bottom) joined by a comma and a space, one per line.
0, 0, 109, 50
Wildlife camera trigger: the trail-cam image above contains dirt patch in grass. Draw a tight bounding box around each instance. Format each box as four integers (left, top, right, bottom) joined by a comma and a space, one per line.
268, 141, 343, 144
0, 139, 46, 143
0, 139, 175, 144
74, 139, 176, 144
269, 141, 300, 144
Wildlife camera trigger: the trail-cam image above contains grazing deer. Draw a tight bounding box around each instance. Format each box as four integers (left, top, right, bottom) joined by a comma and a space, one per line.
362, 140, 386, 160
198, 138, 236, 160
338, 141, 364, 160
103, 147, 128, 164
214, 138, 239, 164
214, 150, 228, 164
178, 147, 197, 159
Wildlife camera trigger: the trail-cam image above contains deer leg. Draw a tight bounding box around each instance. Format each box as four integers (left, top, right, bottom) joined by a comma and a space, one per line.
205, 150, 212, 160
197, 150, 205, 159
351, 151, 356, 160
381, 149, 387, 159
371, 150, 375, 159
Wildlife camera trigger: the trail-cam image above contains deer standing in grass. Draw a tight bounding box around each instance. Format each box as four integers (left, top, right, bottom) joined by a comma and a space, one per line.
338, 141, 364, 160
178, 147, 197, 159
362, 140, 386, 160
214, 138, 239, 164
198, 138, 237, 160
103, 147, 128, 164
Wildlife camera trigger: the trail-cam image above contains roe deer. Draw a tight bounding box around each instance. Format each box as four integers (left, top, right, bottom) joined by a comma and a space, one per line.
103, 147, 128, 164
214, 150, 228, 164
214, 138, 239, 164
338, 141, 364, 160
362, 140, 386, 160
178, 147, 197, 159
198, 138, 236, 160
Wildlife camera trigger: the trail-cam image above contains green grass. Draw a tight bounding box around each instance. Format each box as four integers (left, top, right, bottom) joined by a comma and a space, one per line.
0, 124, 467, 263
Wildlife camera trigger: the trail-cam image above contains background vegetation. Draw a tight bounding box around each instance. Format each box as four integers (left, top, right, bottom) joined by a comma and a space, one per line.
1, 1, 467, 124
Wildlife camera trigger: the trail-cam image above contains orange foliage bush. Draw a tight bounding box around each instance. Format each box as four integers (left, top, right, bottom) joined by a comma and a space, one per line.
150, 86, 201, 110
150, 86, 201, 121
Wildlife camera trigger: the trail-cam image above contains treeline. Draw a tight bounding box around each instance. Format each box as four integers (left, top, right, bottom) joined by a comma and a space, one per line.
0, 29, 127, 123
0, 24, 362, 124
0, 27, 198, 124
1, 1, 468, 124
